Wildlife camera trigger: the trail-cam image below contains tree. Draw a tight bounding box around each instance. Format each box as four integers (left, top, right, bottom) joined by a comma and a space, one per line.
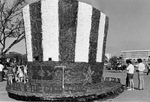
0, 0, 26, 56
109, 56, 118, 70
4, 51, 27, 64
0, 51, 27, 65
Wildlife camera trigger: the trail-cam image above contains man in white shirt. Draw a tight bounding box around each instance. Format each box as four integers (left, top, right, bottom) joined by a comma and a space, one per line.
137, 58, 145, 90
0, 61, 4, 82
126, 59, 134, 91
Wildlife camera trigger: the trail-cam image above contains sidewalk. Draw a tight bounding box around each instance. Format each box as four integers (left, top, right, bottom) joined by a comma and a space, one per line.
0, 71, 150, 101
0, 81, 18, 101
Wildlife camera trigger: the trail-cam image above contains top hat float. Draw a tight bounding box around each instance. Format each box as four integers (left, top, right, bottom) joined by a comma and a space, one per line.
6, 0, 117, 101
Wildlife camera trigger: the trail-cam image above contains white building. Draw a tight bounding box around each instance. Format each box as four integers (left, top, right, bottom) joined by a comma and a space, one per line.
121, 50, 150, 62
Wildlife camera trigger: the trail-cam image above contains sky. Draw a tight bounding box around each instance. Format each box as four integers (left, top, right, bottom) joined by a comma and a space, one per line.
8, 0, 150, 56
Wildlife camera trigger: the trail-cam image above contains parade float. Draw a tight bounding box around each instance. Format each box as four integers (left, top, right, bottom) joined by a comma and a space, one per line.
6, 0, 124, 101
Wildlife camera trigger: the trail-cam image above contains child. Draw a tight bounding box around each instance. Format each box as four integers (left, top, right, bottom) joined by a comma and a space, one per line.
7, 66, 14, 84
17, 65, 24, 82
23, 65, 28, 83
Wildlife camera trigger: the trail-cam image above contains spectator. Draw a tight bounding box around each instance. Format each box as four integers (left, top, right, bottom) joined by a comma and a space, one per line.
147, 56, 150, 75
137, 58, 145, 90
7, 63, 14, 84
0, 61, 4, 82
126, 59, 134, 91
17, 65, 24, 82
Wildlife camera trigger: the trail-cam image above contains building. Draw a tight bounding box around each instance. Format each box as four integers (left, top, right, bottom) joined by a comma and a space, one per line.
121, 50, 150, 62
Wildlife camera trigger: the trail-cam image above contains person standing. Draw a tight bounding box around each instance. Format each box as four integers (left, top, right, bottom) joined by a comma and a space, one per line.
147, 56, 150, 75
137, 58, 145, 90
126, 59, 134, 91
7, 59, 14, 84
0, 61, 4, 82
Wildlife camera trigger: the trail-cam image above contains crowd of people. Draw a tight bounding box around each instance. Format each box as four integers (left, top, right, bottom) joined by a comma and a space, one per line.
0, 58, 28, 84
125, 58, 148, 91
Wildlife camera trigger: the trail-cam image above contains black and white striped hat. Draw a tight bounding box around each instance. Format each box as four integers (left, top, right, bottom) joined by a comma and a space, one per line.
23, 0, 109, 63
